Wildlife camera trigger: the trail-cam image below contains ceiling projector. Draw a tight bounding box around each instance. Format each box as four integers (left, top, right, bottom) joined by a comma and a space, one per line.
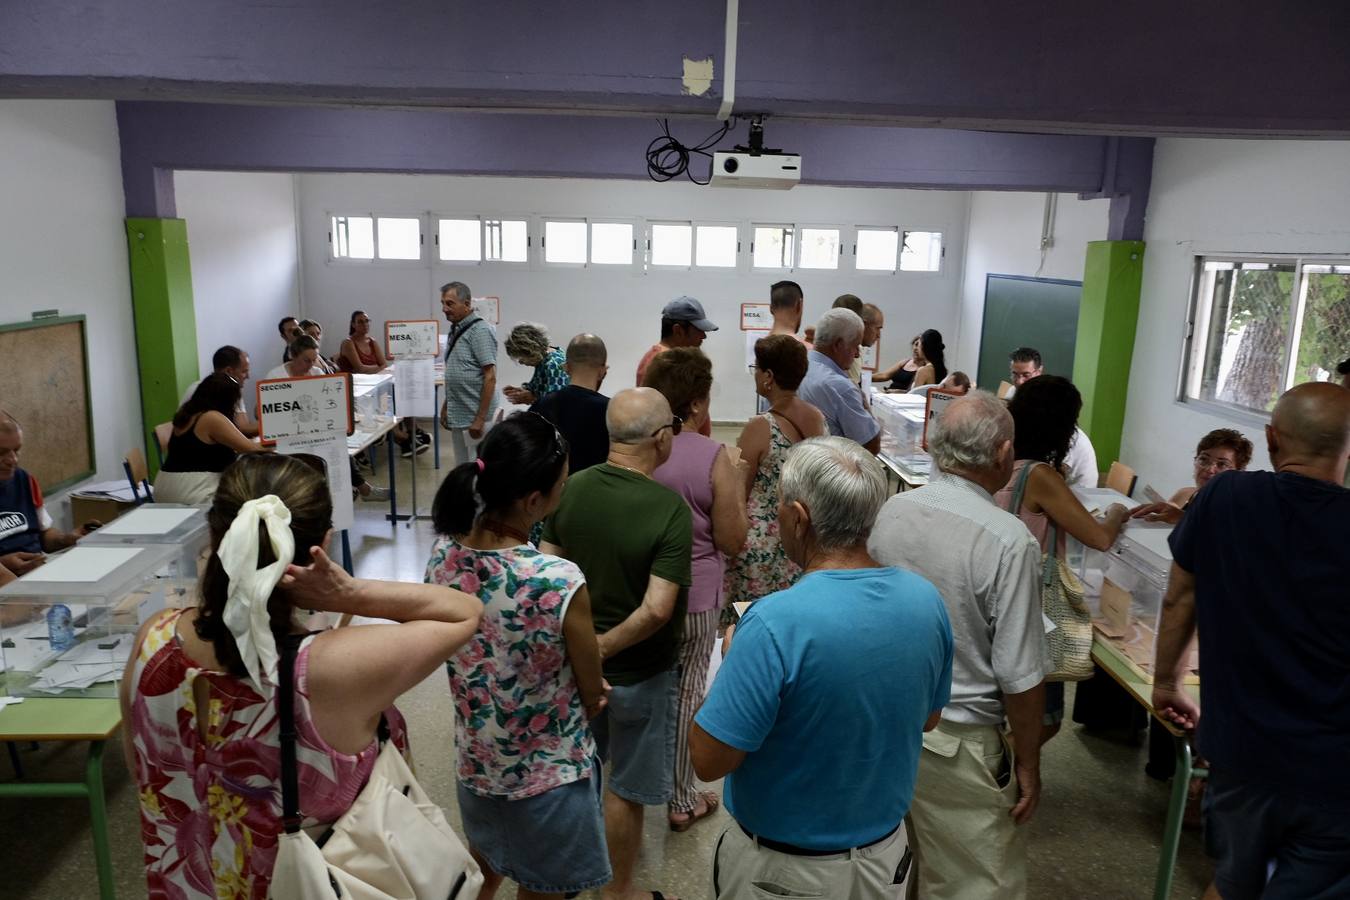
711, 151, 801, 190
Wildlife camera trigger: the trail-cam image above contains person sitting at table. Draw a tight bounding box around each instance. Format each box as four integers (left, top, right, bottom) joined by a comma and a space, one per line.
300, 318, 340, 375
183, 345, 258, 437
154, 373, 269, 506
940, 370, 973, 395
873, 334, 924, 391
502, 322, 567, 407
277, 315, 300, 363
1130, 429, 1254, 525
0, 410, 98, 575
121, 454, 482, 898
266, 335, 324, 380
339, 310, 428, 456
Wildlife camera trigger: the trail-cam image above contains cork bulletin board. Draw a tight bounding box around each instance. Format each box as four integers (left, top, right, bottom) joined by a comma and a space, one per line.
0, 315, 95, 492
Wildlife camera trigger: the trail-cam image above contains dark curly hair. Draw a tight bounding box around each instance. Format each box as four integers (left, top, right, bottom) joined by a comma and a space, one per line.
1006, 374, 1082, 471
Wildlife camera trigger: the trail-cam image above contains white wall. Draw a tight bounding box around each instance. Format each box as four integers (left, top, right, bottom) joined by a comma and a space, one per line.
0, 100, 141, 519
294, 174, 968, 420
1121, 138, 1350, 492
175, 171, 302, 407
954, 191, 1111, 376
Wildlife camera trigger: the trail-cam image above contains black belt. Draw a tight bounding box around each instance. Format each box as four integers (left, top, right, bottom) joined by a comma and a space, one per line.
739, 823, 898, 858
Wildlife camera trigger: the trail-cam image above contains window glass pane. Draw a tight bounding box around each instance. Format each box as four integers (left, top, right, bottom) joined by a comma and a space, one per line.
651, 223, 693, 267
544, 220, 587, 264
377, 217, 421, 260
331, 215, 374, 259
696, 225, 738, 268
438, 218, 481, 262
798, 228, 840, 269
590, 222, 634, 265
1192, 261, 1295, 411
856, 229, 899, 271
486, 219, 528, 262
900, 231, 942, 271
753, 225, 793, 269
1291, 265, 1350, 387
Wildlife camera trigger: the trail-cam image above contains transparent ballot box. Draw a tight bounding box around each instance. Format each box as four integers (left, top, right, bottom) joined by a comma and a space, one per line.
1093, 522, 1197, 683
1066, 486, 1140, 594
79, 503, 209, 581
871, 391, 927, 458
0, 543, 189, 698
351, 371, 395, 431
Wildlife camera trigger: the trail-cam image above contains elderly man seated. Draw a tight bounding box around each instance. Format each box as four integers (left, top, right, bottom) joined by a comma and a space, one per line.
691, 436, 953, 899
797, 309, 881, 454
0, 411, 98, 575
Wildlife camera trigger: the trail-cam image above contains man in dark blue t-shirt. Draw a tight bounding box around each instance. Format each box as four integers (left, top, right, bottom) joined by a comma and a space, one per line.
0, 412, 96, 575
530, 333, 611, 475
1154, 382, 1350, 900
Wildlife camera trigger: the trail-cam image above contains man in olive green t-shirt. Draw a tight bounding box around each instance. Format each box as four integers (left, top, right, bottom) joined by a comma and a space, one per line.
541, 387, 692, 900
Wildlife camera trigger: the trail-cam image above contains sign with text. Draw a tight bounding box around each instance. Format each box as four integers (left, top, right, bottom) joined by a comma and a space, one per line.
385, 319, 440, 359
394, 356, 437, 417
860, 339, 879, 372
276, 434, 355, 531
255, 373, 354, 446
472, 296, 500, 324
740, 303, 772, 331
921, 387, 963, 451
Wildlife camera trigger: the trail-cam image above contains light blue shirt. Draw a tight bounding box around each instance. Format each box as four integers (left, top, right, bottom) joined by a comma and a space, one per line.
696, 567, 953, 849
798, 350, 879, 445
443, 316, 499, 428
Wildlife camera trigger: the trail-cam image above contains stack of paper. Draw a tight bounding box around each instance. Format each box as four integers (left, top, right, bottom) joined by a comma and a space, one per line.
69, 480, 139, 503
27, 635, 130, 693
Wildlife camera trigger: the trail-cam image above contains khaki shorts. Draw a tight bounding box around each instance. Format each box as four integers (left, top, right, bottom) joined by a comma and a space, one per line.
712, 819, 909, 899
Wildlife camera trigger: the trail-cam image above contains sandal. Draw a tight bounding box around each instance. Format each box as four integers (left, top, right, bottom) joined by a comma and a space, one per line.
668, 790, 720, 832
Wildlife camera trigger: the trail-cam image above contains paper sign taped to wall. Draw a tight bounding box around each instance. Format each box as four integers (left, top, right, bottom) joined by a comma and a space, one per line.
740, 303, 772, 331
472, 296, 500, 324
860, 340, 879, 372
256, 373, 354, 445
385, 320, 440, 358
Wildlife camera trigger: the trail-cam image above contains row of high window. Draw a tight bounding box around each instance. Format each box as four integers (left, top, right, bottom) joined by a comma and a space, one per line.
328, 214, 944, 273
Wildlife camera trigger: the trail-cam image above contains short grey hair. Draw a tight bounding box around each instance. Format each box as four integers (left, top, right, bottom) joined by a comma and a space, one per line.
861, 303, 883, 325
440, 281, 471, 302
928, 390, 1013, 473
814, 308, 864, 349
0, 410, 19, 434
780, 436, 887, 550
606, 387, 672, 444
505, 323, 551, 365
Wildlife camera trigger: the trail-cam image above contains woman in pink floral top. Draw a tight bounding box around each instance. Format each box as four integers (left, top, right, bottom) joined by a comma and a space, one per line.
427, 412, 611, 899
120, 455, 482, 899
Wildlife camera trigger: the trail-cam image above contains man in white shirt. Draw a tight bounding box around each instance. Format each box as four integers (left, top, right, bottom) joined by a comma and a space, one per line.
868, 391, 1048, 899
183, 345, 257, 437
1008, 347, 1098, 486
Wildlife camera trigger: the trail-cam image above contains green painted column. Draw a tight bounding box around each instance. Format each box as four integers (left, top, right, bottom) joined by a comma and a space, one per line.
1072, 240, 1146, 474
126, 218, 197, 477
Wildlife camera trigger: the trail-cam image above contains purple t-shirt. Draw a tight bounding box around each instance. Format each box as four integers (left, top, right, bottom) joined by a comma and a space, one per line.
654, 431, 724, 614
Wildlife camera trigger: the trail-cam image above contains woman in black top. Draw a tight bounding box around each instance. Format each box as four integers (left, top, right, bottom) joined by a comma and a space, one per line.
155, 374, 268, 505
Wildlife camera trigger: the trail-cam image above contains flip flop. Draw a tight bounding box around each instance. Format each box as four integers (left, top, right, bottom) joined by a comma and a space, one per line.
668, 790, 720, 832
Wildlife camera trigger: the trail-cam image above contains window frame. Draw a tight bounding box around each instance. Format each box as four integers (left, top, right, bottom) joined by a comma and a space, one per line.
795, 223, 844, 271
852, 225, 902, 274
1178, 252, 1350, 424
693, 222, 743, 271
433, 214, 485, 265
540, 216, 590, 268
750, 222, 797, 272
327, 211, 431, 266
587, 218, 641, 269
898, 228, 946, 274
646, 219, 696, 271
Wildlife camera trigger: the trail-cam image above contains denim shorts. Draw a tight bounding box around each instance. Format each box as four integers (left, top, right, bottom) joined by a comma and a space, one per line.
457, 757, 611, 895
591, 667, 679, 805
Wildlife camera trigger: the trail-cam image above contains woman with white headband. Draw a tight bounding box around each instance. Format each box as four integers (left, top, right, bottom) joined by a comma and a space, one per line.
119, 454, 482, 898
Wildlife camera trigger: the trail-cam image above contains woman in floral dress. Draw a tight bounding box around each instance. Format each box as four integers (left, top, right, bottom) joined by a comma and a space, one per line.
426, 412, 611, 899
724, 335, 826, 608
122, 454, 482, 899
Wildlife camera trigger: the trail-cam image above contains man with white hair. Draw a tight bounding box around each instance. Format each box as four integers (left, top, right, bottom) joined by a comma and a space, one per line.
797, 308, 881, 454
541, 386, 691, 900
691, 436, 953, 899
0, 411, 97, 575
868, 391, 1048, 900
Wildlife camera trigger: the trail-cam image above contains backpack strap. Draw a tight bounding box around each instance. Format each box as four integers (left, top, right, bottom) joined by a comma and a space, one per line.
277, 634, 304, 834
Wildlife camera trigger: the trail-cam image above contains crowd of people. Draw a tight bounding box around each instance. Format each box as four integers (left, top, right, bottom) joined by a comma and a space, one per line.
28, 278, 1338, 899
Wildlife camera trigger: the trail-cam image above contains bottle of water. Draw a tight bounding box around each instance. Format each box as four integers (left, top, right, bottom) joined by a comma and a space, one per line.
47, 603, 75, 652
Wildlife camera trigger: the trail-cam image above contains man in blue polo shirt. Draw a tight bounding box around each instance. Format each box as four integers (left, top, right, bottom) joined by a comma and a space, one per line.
691, 437, 952, 899
1154, 382, 1350, 900
797, 308, 881, 454
0, 412, 95, 575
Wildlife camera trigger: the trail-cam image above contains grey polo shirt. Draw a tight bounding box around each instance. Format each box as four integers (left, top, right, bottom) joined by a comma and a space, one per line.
868, 472, 1048, 725
797, 350, 879, 446
443, 316, 499, 429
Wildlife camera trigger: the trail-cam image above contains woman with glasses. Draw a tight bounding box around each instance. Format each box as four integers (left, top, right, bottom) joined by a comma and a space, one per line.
643, 348, 749, 833
502, 323, 567, 407
1131, 429, 1254, 525
338, 309, 427, 457
425, 412, 612, 899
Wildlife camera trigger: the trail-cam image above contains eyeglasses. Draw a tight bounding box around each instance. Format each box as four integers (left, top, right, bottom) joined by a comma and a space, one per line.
526, 411, 567, 461
1194, 454, 1234, 472
650, 415, 683, 438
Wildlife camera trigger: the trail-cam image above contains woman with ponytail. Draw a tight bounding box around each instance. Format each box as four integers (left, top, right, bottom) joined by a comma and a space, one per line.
426, 412, 612, 899
910, 328, 949, 389
121, 454, 482, 899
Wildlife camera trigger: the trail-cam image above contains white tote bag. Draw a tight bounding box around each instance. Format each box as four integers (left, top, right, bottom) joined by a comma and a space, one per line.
269, 640, 483, 900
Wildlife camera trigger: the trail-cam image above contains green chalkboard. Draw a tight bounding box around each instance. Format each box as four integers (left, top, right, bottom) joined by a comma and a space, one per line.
976, 274, 1082, 392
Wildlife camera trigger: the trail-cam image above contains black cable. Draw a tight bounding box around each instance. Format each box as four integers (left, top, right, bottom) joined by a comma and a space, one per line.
645, 118, 732, 185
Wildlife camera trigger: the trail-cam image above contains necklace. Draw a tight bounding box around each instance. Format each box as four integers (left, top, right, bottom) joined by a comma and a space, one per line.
606, 461, 649, 479
478, 518, 531, 545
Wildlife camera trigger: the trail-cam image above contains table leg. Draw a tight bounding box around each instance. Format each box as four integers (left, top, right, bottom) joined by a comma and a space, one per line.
85, 740, 116, 900
7, 742, 23, 778
384, 429, 402, 524
433, 385, 441, 470
1153, 735, 1193, 900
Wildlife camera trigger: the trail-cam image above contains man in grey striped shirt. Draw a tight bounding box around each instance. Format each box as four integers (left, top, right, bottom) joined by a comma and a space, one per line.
868, 390, 1048, 900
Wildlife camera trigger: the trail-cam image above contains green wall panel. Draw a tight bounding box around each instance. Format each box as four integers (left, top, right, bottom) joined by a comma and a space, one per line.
1072, 240, 1146, 474
126, 218, 197, 477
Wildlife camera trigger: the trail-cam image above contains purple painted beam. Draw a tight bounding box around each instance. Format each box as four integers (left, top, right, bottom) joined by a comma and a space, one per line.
7, 1, 1350, 136
117, 102, 1149, 237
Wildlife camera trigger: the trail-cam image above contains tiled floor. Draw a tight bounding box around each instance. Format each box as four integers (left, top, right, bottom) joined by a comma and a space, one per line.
1, 435, 1213, 898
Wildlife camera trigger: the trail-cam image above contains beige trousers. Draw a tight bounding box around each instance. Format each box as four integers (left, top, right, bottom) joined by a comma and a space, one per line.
713, 819, 908, 899
906, 720, 1027, 900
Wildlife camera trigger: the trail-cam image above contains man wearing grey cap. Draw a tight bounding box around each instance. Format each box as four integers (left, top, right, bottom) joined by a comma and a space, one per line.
637, 296, 719, 436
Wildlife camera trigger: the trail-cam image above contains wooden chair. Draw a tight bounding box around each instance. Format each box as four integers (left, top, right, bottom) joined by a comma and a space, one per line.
153, 422, 173, 468
1106, 461, 1137, 497
123, 446, 154, 503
